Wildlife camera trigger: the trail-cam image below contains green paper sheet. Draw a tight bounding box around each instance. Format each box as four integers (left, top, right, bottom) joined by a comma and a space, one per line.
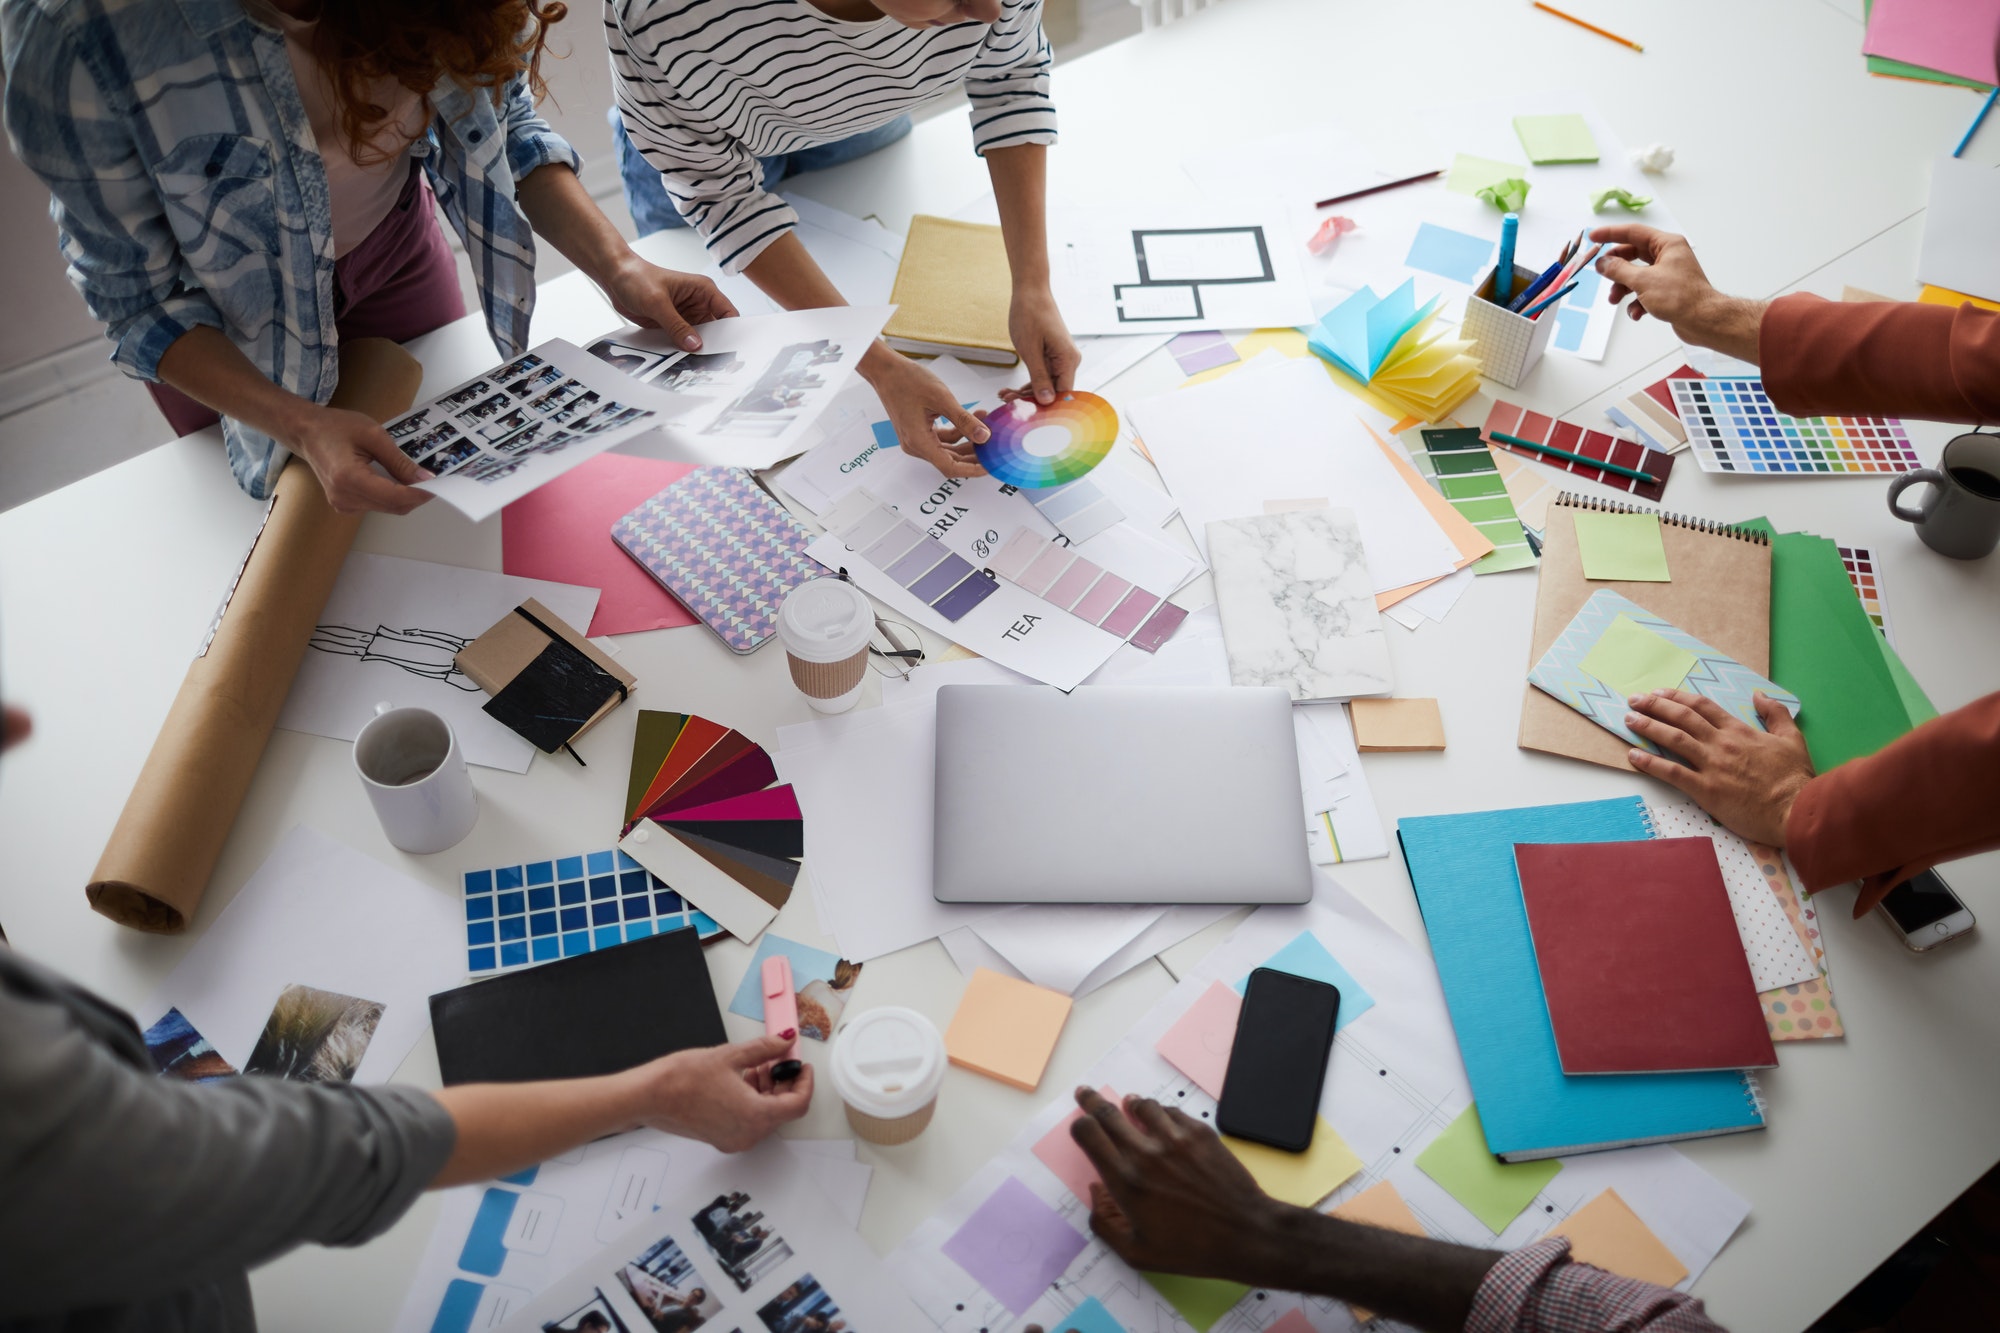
1446, 152, 1530, 196
1573, 511, 1671, 581
1591, 187, 1652, 213
1513, 114, 1599, 164
1881, 636, 1940, 726
1144, 1273, 1250, 1331
1478, 178, 1531, 211
1581, 615, 1697, 698
1416, 1104, 1563, 1233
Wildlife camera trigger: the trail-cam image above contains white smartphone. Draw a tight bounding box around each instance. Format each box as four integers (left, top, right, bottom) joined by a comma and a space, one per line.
1877, 869, 1977, 952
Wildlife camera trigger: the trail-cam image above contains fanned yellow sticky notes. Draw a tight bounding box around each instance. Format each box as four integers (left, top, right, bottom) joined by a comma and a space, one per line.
1579, 615, 1697, 699
1573, 511, 1671, 581
1330, 1182, 1428, 1320
1416, 1104, 1562, 1232
1144, 1272, 1249, 1332
1547, 1189, 1689, 1287
1222, 1117, 1362, 1207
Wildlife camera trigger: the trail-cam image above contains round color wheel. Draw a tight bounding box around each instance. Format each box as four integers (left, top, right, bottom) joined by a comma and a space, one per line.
974, 391, 1119, 488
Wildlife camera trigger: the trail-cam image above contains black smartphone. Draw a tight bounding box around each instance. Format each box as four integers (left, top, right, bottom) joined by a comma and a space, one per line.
1215, 967, 1340, 1152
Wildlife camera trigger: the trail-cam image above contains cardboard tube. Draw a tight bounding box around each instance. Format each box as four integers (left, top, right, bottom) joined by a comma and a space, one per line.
86, 339, 424, 931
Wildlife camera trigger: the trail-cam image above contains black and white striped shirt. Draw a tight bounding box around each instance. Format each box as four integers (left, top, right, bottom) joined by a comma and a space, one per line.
608, 0, 1058, 272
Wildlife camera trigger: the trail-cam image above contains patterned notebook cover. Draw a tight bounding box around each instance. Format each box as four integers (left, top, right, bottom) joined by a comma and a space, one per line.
1529, 589, 1801, 758
612, 466, 821, 654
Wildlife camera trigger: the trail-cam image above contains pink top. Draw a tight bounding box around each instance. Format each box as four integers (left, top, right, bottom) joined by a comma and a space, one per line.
268, 7, 427, 256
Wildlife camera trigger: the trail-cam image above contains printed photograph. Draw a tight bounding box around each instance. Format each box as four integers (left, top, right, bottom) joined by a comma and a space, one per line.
691, 1193, 792, 1292
418, 436, 482, 476
439, 378, 494, 412
704, 341, 843, 437
797, 959, 862, 1043
457, 392, 512, 424
542, 1291, 629, 1333
479, 408, 531, 442
461, 452, 528, 485
401, 419, 461, 460
494, 421, 555, 455
651, 350, 743, 394
546, 389, 602, 425
492, 353, 545, 383
588, 336, 671, 379
575, 404, 647, 436
754, 1275, 848, 1333
616, 1234, 723, 1333
387, 407, 435, 441
241, 984, 384, 1084
529, 380, 585, 414
141, 1007, 239, 1083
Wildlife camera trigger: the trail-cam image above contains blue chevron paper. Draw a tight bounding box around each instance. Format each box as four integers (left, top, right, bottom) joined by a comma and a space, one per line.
1528, 589, 1801, 758
612, 466, 821, 654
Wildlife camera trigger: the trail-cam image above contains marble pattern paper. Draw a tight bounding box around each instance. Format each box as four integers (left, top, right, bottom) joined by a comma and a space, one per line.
1206, 508, 1392, 702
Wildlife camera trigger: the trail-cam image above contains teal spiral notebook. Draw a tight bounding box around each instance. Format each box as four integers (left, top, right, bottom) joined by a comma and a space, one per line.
1397, 796, 1767, 1161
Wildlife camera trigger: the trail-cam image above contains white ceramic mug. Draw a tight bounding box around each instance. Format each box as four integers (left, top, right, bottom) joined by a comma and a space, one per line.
353, 702, 479, 854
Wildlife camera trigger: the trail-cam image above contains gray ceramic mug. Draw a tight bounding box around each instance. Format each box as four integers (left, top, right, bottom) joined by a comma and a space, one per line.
1887, 431, 2000, 560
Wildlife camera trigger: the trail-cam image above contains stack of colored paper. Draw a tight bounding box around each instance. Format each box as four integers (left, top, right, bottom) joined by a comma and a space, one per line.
1307, 280, 1483, 423
1861, 0, 1998, 91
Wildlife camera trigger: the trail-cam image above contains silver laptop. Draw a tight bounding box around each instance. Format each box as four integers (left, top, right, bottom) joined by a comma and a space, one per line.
933, 684, 1313, 904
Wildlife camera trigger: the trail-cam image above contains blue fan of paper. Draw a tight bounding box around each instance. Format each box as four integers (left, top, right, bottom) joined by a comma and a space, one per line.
1307, 278, 1441, 383
1528, 589, 1801, 758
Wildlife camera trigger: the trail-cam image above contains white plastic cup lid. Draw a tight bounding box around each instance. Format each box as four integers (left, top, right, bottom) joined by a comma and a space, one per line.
829, 1006, 945, 1119
777, 578, 874, 663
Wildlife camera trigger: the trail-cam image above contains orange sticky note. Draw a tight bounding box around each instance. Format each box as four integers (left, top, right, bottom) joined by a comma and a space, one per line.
1547, 1189, 1688, 1288
1350, 697, 1447, 752
946, 968, 1073, 1091
1919, 284, 2000, 313
1154, 981, 1242, 1098
1330, 1181, 1427, 1320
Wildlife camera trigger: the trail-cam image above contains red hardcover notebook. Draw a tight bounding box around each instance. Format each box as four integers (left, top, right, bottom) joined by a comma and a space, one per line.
1515, 838, 1778, 1074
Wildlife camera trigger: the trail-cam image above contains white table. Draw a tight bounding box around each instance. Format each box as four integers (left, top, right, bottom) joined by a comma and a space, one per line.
4, 1, 1999, 1329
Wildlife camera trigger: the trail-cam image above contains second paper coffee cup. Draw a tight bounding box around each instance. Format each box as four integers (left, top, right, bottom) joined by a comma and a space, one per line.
777, 577, 874, 713
829, 1006, 945, 1144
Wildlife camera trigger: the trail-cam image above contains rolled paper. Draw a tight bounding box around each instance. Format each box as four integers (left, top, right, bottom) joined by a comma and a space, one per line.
86, 339, 423, 931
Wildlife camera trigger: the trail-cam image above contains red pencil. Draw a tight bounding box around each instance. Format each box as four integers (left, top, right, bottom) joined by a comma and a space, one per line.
1314, 170, 1443, 211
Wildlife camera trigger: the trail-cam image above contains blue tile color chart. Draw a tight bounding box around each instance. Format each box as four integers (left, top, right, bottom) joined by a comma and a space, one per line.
462, 848, 721, 976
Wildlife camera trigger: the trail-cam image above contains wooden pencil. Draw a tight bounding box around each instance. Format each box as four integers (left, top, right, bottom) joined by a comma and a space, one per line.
1532, 2, 1643, 53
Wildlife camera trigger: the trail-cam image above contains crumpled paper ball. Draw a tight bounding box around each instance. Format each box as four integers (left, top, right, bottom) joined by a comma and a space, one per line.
1631, 143, 1675, 173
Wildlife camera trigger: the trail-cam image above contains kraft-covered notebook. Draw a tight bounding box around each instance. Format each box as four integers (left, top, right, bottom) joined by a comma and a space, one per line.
882, 215, 1019, 366
1521, 493, 1772, 771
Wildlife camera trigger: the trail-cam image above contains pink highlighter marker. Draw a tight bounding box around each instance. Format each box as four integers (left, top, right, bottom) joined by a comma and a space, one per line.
762, 955, 802, 1071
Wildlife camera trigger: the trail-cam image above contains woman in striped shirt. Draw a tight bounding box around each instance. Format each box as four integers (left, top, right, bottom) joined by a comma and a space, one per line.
609, 0, 1076, 478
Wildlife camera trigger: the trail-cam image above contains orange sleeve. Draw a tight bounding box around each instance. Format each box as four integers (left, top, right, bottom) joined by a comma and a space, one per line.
1758, 295, 2000, 424
1786, 692, 2000, 916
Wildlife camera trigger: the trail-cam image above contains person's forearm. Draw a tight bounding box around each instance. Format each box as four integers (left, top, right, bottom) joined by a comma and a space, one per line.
745, 232, 911, 384
430, 1067, 650, 1187
516, 161, 646, 293
1685, 293, 1765, 364
986, 142, 1050, 292
1219, 1205, 1503, 1333
156, 326, 316, 442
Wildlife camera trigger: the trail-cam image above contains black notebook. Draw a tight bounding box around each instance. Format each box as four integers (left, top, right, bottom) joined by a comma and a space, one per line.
429, 925, 725, 1085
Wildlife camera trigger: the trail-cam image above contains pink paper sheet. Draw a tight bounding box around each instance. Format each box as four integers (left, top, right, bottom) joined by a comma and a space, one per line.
500, 452, 699, 636
1154, 981, 1242, 1099
1863, 0, 2000, 87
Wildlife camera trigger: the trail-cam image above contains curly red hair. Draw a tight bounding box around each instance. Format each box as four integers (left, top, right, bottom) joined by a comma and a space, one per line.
305, 0, 569, 163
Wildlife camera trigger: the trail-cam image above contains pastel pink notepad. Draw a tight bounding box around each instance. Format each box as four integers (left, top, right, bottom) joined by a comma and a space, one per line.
1154, 981, 1242, 1099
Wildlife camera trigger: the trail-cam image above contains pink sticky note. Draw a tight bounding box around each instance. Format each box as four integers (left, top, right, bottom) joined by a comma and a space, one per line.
1267, 1311, 1317, 1333
1864, 0, 2000, 87
501, 452, 700, 636
1154, 981, 1242, 1099
1031, 1085, 1120, 1204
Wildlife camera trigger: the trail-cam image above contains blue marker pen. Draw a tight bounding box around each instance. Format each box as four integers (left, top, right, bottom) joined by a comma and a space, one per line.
1495, 213, 1519, 304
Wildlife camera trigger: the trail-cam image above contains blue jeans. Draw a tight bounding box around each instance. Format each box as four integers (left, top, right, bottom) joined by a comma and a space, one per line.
608, 107, 914, 237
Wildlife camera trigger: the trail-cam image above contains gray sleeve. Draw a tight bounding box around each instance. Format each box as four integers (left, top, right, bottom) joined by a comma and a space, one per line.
0, 979, 457, 1317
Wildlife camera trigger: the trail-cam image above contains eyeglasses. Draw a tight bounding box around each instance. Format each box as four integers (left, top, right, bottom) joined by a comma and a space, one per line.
835, 568, 927, 680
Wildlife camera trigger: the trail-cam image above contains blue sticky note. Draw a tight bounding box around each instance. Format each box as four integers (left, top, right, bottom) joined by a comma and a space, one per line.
728, 934, 847, 1025
430, 1279, 486, 1333
1405, 223, 1495, 284
1050, 1296, 1127, 1333
456, 1188, 517, 1276
1235, 931, 1377, 1030
1551, 307, 1588, 353
1308, 279, 1441, 382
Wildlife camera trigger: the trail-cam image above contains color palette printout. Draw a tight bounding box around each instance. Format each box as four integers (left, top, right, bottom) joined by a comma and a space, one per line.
1482, 400, 1675, 502
1418, 427, 1539, 571
1839, 545, 1896, 644
988, 527, 1191, 653
461, 849, 723, 976
1670, 378, 1921, 475
974, 391, 1118, 488
818, 488, 1004, 623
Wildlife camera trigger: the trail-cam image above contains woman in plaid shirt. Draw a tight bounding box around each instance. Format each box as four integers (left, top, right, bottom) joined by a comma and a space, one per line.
3, 0, 732, 513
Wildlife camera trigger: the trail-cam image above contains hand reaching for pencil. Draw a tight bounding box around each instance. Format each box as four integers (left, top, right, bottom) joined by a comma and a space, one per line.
1590, 224, 1767, 363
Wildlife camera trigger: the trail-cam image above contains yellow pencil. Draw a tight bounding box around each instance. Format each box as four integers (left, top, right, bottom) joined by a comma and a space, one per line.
1532, 2, 1644, 52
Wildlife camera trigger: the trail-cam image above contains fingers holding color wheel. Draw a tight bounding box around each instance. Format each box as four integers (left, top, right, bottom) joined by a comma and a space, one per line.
975, 391, 1118, 488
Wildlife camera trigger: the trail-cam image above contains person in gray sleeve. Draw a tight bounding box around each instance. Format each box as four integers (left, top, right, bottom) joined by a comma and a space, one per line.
0, 701, 813, 1331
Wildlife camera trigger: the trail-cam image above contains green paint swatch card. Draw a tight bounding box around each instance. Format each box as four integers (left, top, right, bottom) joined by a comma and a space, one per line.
1513, 113, 1599, 164
1574, 511, 1671, 582
1579, 615, 1697, 698
1416, 1104, 1563, 1233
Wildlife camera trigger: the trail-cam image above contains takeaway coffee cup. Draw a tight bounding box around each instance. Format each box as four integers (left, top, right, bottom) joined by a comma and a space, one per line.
777, 577, 874, 713
829, 1006, 946, 1145
1887, 431, 2000, 560
353, 702, 479, 854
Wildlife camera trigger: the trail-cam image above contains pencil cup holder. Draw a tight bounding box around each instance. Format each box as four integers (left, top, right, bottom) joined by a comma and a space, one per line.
1463, 264, 1557, 389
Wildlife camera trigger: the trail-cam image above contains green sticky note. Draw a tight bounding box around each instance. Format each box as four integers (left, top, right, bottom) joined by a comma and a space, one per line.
1513, 114, 1600, 164
1144, 1273, 1250, 1331
1573, 511, 1671, 581
1416, 1104, 1563, 1233
1446, 152, 1530, 196
1580, 615, 1697, 698
1591, 187, 1652, 213
1478, 177, 1532, 212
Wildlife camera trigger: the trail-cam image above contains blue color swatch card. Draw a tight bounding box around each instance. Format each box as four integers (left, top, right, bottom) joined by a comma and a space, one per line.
1528, 589, 1801, 758
461, 847, 722, 976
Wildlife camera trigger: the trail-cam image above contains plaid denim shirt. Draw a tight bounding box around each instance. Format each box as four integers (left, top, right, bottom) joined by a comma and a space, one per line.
2, 0, 580, 499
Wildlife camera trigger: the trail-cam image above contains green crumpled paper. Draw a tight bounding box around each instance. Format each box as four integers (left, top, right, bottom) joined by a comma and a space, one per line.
1591, 187, 1653, 213
1476, 177, 1530, 211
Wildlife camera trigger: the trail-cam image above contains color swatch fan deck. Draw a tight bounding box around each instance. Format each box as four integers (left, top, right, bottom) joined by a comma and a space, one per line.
1670, 379, 1921, 475
975, 391, 1119, 488
614, 710, 803, 942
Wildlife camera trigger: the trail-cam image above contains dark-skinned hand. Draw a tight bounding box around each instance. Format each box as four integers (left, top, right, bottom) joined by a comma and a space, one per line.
1625, 688, 1815, 847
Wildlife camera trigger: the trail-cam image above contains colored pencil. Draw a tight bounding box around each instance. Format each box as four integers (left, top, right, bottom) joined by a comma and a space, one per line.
1532, 2, 1643, 52
1508, 257, 1568, 312
1490, 430, 1653, 481
1954, 86, 1999, 159
1523, 280, 1579, 319
1314, 170, 1443, 210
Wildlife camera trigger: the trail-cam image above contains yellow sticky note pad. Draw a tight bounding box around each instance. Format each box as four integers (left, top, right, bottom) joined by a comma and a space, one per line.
1222, 1117, 1362, 1207
945, 967, 1072, 1091
1446, 152, 1530, 197
1330, 1181, 1428, 1321
1547, 1188, 1689, 1287
1919, 284, 2000, 313
1573, 511, 1671, 582
1579, 615, 1697, 699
